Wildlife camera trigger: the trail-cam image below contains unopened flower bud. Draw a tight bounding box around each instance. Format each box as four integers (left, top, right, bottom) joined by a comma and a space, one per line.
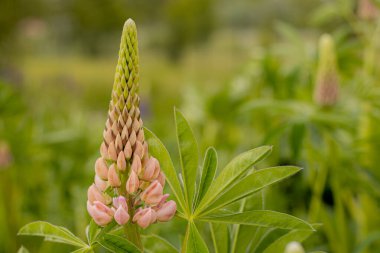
124, 141, 132, 160
133, 207, 157, 229
95, 158, 108, 180
284, 242, 305, 253
95, 175, 108, 191
104, 128, 113, 145
129, 131, 137, 147
87, 201, 114, 226
88, 184, 106, 204
141, 180, 163, 205
142, 157, 159, 181
108, 164, 121, 187
115, 134, 123, 152
156, 200, 177, 222
100, 142, 108, 159
134, 141, 144, 159
126, 170, 140, 194
131, 155, 142, 174
117, 151, 126, 171
137, 130, 144, 143
108, 142, 118, 161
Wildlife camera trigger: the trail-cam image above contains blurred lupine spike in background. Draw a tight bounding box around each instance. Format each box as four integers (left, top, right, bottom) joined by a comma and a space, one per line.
313, 34, 339, 107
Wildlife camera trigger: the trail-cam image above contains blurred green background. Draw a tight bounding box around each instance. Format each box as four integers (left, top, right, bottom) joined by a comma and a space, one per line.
2, 0, 380, 252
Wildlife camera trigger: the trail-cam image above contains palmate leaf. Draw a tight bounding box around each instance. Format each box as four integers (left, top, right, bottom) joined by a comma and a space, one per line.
174, 108, 199, 211
183, 222, 209, 253
97, 234, 141, 253
142, 234, 178, 253
199, 166, 302, 216
144, 127, 187, 215
195, 147, 218, 207
200, 210, 314, 231
195, 146, 272, 215
18, 221, 88, 248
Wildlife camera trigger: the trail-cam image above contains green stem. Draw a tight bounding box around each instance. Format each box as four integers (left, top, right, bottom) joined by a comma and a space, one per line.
181, 222, 191, 253
124, 217, 142, 250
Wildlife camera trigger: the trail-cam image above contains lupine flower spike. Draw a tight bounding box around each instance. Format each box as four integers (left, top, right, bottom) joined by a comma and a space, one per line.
313, 34, 339, 107
86, 19, 176, 229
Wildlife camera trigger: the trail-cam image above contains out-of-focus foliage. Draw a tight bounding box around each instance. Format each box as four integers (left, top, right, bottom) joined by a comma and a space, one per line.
2, 0, 380, 252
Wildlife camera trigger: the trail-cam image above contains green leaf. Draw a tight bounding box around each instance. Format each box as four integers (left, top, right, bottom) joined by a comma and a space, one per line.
86, 220, 100, 245
183, 222, 209, 253
18, 221, 88, 248
210, 223, 228, 253
142, 234, 178, 253
17, 246, 30, 253
98, 234, 142, 253
195, 147, 218, 207
144, 127, 186, 214
263, 229, 314, 253
251, 228, 287, 253
196, 146, 272, 215
200, 166, 301, 215
175, 108, 199, 210
200, 210, 314, 231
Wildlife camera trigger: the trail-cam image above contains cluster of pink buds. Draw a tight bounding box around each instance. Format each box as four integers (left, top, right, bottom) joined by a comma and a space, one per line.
86, 19, 176, 228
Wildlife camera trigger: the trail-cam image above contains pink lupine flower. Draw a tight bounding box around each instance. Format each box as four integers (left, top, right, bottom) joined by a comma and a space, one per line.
113, 196, 128, 209
156, 200, 177, 222
126, 170, 139, 194
86, 19, 176, 230
141, 180, 163, 205
88, 184, 106, 204
108, 164, 121, 187
114, 206, 130, 225
113, 196, 130, 225
87, 201, 114, 226
133, 207, 157, 229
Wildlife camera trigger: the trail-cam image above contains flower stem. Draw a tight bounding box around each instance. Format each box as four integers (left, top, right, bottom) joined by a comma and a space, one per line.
124, 219, 142, 250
